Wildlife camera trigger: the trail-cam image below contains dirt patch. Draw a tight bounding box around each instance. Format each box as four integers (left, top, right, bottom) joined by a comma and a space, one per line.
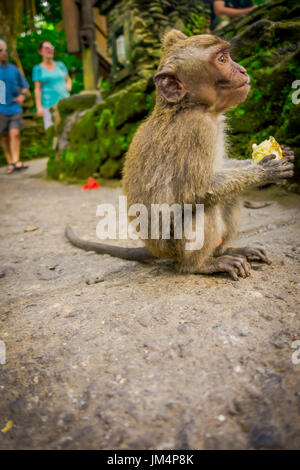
0, 160, 299, 449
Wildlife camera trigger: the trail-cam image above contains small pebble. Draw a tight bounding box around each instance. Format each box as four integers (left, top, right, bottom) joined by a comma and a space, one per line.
240, 326, 249, 336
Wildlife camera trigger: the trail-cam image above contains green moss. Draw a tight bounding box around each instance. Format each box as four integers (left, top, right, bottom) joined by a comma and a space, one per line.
99, 158, 121, 179
69, 109, 97, 149
95, 79, 149, 128
57, 93, 97, 117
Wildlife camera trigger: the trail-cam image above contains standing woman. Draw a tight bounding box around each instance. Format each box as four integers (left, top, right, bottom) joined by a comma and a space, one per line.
33, 41, 72, 130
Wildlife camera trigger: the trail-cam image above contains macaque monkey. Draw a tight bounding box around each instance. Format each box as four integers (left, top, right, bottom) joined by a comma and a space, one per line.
66, 30, 294, 280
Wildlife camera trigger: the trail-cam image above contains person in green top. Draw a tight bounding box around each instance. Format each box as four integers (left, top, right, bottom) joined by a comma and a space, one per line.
32, 41, 72, 129
211, 0, 257, 30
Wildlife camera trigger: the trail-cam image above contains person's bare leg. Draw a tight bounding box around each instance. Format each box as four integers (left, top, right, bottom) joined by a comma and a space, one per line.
9, 128, 28, 169
1, 135, 12, 163
1, 135, 14, 173
9, 128, 21, 164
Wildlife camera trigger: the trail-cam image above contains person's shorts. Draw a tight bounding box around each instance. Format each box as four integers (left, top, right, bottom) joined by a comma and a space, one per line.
0, 113, 23, 135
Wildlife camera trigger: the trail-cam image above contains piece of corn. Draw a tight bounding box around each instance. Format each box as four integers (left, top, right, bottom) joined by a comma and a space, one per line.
252, 136, 283, 163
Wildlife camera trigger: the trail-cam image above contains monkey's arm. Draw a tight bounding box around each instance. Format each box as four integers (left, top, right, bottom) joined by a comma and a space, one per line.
223, 159, 251, 168
199, 156, 293, 205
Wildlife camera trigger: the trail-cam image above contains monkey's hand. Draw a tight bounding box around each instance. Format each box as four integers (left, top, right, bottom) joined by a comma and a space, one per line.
258, 154, 294, 184
281, 146, 295, 163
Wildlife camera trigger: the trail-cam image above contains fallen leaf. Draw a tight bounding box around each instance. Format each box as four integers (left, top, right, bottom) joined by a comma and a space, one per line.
24, 227, 39, 232
243, 200, 272, 209
1, 420, 13, 433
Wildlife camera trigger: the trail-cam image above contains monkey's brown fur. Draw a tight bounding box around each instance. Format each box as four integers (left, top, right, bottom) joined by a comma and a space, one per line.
66, 30, 294, 280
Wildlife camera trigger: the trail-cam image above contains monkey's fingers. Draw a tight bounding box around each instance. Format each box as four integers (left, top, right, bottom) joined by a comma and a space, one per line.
259, 154, 276, 165
282, 150, 295, 162
215, 258, 239, 281
232, 257, 251, 278
246, 247, 271, 264
272, 161, 294, 181
280, 145, 292, 152
254, 247, 271, 264
228, 268, 240, 281
217, 256, 249, 280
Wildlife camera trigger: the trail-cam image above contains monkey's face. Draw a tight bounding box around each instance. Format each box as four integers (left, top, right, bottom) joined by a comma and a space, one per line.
208, 44, 250, 112
155, 32, 250, 113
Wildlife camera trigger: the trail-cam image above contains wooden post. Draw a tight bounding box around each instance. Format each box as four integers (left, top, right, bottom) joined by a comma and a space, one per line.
80, 0, 98, 90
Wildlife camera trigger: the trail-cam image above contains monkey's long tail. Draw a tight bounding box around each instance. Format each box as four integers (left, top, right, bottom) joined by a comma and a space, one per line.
65, 226, 155, 262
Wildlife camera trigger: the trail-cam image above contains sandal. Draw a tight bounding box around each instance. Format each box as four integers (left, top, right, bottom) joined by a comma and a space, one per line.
14, 162, 29, 171
6, 164, 15, 174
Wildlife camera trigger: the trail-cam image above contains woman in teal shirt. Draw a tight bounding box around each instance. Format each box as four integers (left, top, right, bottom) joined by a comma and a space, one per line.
33, 41, 72, 129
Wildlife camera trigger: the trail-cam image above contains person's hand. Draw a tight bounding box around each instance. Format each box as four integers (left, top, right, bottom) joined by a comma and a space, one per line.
66, 82, 72, 92
13, 94, 25, 105
37, 107, 44, 117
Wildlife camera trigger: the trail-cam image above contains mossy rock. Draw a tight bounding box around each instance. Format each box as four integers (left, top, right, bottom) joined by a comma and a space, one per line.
47, 142, 101, 181
99, 158, 121, 179
48, 78, 153, 181
93, 79, 149, 128
57, 93, 97, 117
69, 109, 97, 149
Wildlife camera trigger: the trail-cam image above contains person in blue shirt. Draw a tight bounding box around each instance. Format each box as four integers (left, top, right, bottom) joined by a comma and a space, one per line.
33, 41, 72, 130
0, 39, 29, 174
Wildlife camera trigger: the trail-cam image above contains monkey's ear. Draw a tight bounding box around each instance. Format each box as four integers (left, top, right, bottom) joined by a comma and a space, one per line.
154, 69, 187, 103
162, 29, 187, 49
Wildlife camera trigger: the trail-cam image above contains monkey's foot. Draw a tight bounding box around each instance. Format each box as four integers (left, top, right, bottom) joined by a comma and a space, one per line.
223, 247, 271, 265
196, 255, 251, 281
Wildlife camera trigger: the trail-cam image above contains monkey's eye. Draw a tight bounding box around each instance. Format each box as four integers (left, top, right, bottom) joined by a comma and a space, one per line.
218, 54, 226, 63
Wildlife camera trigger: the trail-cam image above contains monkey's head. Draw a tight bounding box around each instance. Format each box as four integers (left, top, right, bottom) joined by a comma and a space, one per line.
154, 30, 250, 113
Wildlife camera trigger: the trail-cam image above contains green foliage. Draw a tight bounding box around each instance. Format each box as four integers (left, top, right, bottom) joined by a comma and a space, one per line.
183, 5, 210, 36
35, 0, 62, 25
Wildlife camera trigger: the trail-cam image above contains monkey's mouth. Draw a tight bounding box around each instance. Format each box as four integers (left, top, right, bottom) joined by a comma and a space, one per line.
236, 76, 251, 89
235, 81, 250, 89
218, 76, 250, 90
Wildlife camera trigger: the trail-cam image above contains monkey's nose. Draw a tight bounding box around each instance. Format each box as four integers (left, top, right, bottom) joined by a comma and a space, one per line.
239, 66, 248, 76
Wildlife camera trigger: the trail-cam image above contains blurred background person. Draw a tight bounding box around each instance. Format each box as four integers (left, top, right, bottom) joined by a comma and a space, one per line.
33, 41, 72, 130
211, 0, 256, 30
0, 39, 29, 174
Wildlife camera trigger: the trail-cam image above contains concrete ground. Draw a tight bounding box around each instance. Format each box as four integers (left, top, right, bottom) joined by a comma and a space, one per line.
0, 158, 299, 449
